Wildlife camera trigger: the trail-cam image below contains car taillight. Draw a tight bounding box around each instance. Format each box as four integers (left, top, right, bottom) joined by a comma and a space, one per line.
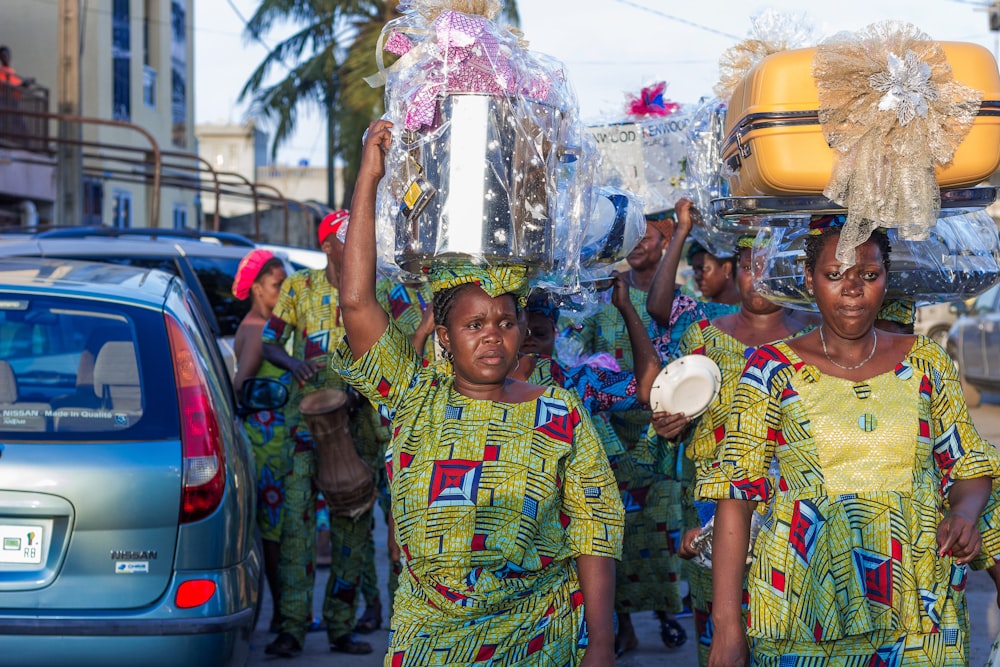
166, 315, 226, 523
175, 580, 217, 608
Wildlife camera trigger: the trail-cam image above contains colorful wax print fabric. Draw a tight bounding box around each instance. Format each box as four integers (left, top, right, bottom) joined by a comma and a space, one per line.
242, 359, 293, 541
675, 318, 813, 666
647, 288, 738, 365
698, 337, 1000, 664
263, 268, 346, 399
376, 278, 433, 359
335, 323, 624, 667
567, 286, 686, 613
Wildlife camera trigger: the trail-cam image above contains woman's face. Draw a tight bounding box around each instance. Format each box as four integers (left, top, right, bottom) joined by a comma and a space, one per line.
521, 311, 556, 356
806, 235, 887, 338
736, 248, 780, 315
438, 286, 522, 385
254, 267, 286, 312
626, 227, 665, 272
691, 252, 733, 300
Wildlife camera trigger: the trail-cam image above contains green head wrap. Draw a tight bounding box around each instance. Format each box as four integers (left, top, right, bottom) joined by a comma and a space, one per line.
428, 262, 529, 306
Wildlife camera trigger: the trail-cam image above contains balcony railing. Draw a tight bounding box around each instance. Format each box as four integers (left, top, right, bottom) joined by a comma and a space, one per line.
0, 81, 50, 152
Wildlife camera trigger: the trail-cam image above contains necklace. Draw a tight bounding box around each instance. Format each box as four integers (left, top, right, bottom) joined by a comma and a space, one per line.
820, 325, 877, 371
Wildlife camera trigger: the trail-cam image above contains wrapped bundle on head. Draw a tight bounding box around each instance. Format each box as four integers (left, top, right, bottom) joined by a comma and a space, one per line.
587, 82, 690, 216
371, 0, 591, 281
750, 209, 1000, 311
683, 12, 817, 252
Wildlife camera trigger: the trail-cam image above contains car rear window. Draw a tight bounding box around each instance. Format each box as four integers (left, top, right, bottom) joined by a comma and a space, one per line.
0, 293, 178, 440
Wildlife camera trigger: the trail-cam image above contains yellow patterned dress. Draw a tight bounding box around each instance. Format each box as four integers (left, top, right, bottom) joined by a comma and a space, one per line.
697, 337, 1000, 665
568, 286, 697, 613
677, 318, 813, 666
335, 323, 625, 667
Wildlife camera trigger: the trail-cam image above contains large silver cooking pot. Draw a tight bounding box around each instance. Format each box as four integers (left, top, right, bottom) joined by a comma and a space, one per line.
393, 93, 563, 272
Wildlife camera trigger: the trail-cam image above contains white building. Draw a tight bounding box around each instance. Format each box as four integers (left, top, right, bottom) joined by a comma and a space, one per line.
196, 121, 341, 219
0, 0, 196, 228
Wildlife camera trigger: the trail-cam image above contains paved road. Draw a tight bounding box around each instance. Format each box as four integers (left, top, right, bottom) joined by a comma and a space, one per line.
247, 398, 1000, 666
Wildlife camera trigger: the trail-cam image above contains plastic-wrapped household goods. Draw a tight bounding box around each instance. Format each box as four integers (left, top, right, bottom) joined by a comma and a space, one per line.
750, 210, 1000, 310
722, 40, 1000, 197
587, 82, 691, 216
719, 21, 1000, 267
678, 11, 818, 258
369, 0, 596, 281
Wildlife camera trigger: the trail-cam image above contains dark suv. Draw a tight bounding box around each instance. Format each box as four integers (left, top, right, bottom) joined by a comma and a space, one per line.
0, 228, 264, 376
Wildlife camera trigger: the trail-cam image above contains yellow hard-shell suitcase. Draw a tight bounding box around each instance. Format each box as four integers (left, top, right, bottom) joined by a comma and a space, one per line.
721, 43, 1000, 197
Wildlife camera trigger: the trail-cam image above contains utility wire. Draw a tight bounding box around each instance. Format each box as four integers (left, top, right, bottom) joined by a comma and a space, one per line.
612, 0, 742, 40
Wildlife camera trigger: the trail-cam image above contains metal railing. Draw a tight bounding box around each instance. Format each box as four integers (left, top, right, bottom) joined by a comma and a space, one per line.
0, 81, 50, 152
0, 106, 306, 241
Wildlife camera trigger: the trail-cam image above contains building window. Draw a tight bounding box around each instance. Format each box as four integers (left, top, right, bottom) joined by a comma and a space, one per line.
112, 189, 132, 228
170, 0, 187, 148
112, 0, 131, 122
82, 177, 104, 227
143, 65, 156, 108
173, 203, 187, 229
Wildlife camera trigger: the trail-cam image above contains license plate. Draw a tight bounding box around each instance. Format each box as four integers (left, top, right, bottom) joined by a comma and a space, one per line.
0, 525, 43, 564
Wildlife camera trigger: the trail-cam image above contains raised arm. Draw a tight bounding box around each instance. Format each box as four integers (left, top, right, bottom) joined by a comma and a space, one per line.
341, 120, 393, 358
646, 198, 695, 326
610, 272, 657, 405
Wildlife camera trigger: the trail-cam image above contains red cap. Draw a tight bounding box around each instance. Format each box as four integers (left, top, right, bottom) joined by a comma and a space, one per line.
231, 249, 276, 300
318, 210, 350, 246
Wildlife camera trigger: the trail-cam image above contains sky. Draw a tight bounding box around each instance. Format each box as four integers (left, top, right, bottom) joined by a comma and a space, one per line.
194, 0, 1000, 167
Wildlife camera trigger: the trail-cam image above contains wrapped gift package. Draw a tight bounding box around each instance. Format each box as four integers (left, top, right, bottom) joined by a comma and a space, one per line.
391, 93, 565, 272
721, 42, 1000, 197
587, 110, 691, 215
753, 209, 1000, 309
373, 2, 594, 277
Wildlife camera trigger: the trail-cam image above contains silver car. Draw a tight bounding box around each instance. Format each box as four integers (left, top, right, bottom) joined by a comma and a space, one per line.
0, 257, 263, 666
947, 282, 1000, 405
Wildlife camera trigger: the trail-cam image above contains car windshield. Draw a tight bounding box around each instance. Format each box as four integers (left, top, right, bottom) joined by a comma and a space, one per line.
971, 283, 1000, 315
0, 293, 176, 440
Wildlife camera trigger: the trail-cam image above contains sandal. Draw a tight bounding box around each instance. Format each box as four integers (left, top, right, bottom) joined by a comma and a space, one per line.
329, 634, 373, 655
354, 599, 382, 634
659, 617, 688, 649
264, 632, 303, 657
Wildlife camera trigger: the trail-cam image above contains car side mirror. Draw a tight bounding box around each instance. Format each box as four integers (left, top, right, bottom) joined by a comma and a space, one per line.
240, 377, 289, 412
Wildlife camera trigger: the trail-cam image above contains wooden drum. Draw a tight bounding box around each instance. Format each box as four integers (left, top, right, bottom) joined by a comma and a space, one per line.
299, 388, 378, 519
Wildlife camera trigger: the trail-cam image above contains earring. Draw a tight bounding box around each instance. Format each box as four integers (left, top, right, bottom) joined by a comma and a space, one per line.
807, 288, 814, 295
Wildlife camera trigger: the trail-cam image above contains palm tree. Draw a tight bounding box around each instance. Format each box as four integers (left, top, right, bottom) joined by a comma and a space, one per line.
239, 1, 520, 208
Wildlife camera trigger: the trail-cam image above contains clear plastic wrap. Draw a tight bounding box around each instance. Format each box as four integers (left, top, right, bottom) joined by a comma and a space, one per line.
371, 0, 592, 280
714, 9, 818, 100
529, 184, 645, 325
577, 186, 646, 280
679, 96, 745, 258
752, 209, 1000, 310
587, 83, 691, 216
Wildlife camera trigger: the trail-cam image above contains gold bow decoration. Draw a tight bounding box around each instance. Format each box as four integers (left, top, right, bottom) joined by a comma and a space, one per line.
813, 21, 982, 268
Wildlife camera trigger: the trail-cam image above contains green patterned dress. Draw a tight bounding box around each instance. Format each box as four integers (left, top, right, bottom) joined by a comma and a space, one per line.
336, 323, 624, 666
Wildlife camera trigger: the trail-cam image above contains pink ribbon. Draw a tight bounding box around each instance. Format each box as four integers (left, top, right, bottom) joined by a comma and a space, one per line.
387, 10, 553, 131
